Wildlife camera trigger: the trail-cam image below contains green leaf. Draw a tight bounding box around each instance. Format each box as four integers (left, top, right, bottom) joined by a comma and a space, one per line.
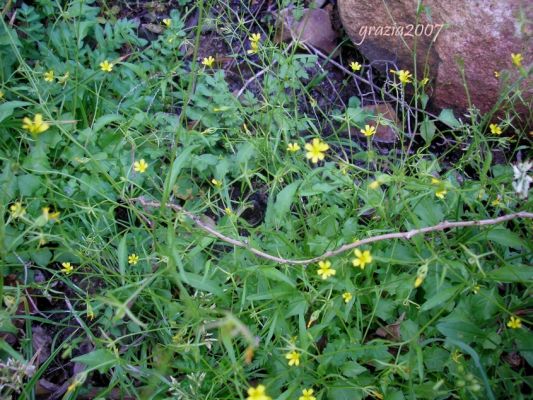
162, 145, 198, 206
486, 228, 525, 249
420, 287, 458, 312
438, 109, 461, 128
260, 267, 296, 288
180, 271, 223, 296
420, 117, 436, 144
0, 101, 31, 124
31, 249, 52, 267
118, 235, 127, 285
72, 349, 117, 372
91, 114, 125, 134
17, 174, 42, 196
487, 265, 533, 283
274, 180, 300, 220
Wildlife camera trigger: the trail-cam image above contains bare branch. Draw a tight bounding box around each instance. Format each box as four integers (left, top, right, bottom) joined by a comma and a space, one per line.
133, 197, 533, 266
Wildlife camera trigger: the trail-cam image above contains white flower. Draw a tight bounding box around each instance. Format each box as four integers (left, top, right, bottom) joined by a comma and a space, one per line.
512, 160, 532, 199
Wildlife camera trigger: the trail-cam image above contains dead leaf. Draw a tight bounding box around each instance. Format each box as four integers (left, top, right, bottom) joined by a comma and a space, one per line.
142, 23, 164, 34
276, 7, 337, 54
32, 326, 52, 367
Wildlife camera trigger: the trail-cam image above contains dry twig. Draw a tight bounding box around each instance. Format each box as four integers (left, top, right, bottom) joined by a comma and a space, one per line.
133, 197, 533, 266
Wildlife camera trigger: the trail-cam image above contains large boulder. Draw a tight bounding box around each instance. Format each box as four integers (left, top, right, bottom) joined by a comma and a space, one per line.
338, 0, 532, 118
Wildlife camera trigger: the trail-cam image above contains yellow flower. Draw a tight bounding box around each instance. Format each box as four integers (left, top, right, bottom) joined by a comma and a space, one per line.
511, 53, 523, 68
352, 249, 372, 270
342, 292, 353, 303
420, 77, 429, 85
247, 384, 272, 400
22, 114, 50, 135
317, 260, 336, 279
391, 69, 412, 84
211, 178, 222, 188
162, 18, 171, 27
431, 177, 441, 185
507, 316, 522, 329
299, 388, 316, 400
494, 70, 500, 78
489, 123, 502, 135
224, 207, 233, 215
247, 33, 261, 54
369, 180, 380, 190
435, 189, 447, 199
491, 197, 501, 206
202, 56, 215, 68
249, 33, 261, 43
128, 253, 139, 265
10, 202, 25, 219
305, 138, 329, 163
61, 262, 74, 275
360, 124, 376, 137
44, 70, 55, 82
287, 142, 301, 153
42, 207, 60, 222
99, 60, 113, 72
349, 61, 362, 72
134, 159, 148, 173
414, 276, 424, 288
285, 350, 300, 366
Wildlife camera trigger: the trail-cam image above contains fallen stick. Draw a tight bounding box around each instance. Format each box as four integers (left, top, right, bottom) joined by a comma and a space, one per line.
133, 197, 533, 265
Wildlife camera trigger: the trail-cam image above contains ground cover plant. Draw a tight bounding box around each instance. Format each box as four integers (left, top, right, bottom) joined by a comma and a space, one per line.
0, 0, 532, 399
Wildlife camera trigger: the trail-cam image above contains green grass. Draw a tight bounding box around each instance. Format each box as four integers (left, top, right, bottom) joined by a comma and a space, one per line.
1, 1, 532, 399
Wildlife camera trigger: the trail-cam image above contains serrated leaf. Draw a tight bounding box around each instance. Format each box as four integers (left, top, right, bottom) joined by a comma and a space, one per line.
420, 287, 458, 312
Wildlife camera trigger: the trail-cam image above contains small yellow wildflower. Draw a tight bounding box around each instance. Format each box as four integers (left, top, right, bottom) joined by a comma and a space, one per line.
305, 138, 329, 163
10, 202, 26, 219
285, 350, 300, 366
249, 33, 261, 43
507, 316, 522, 329
349, 61, 362, 72
22, 114, 50, 135
451, 349, 463, 363
360, 124, 376, 137
162, 18, 171, 27
44, 70, 55, 82
202, 56, 215, 68
391, 69, 412, 84
211, 178, 222, 188
128, 253, 139, 265
491, 197, 501, 206
420, 77, 429, 86
133, 159, 148, 173
99, 60, 113, 72
299, 388, 317, 400
414, 276, 424, 288
224, 207, 233, 215
42, 207, 60, 222
369, 180, 380, 189
489, 123, 502, 135
435, 189, 447, 199
494, 71, 500, 78
317, 260, 336, 280
287, 142, 301, 153
61, 262, 74, 275
67, 380, 79, 393
352, 249, 372, 270
247, 384, 272, 400
511, 53, 523, 68
247, 33, 261, 55
342, 292, 353, 303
